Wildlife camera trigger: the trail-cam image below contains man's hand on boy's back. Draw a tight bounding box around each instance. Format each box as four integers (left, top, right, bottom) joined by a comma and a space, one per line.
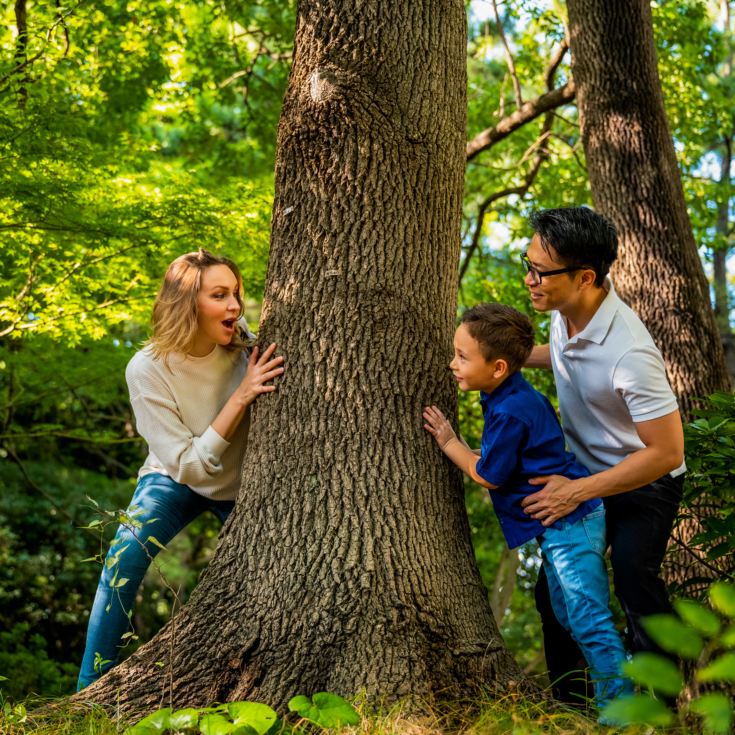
422, 406, 457, 449
521, 474, 584, 525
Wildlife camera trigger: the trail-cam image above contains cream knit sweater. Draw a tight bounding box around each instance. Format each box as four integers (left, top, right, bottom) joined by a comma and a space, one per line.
125, 345, 249, 500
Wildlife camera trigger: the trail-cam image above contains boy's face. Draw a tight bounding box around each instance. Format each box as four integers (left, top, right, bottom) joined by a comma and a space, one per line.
449, 323, 506, 392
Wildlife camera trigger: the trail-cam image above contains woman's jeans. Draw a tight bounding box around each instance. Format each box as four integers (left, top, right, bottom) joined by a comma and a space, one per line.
77, 473, 234, 690
538, 506, 631, 709
536, 473, 683, 705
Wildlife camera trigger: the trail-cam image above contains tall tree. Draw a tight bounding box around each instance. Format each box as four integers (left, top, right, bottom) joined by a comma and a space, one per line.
75, 0, 524, 716
566, 0, 731, 414
566, 0, 733, 590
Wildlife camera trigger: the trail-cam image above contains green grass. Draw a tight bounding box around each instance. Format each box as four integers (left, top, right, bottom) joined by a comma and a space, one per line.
0, 691, 663, 735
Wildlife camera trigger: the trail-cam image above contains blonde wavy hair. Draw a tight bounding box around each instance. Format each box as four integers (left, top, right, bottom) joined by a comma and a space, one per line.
147, 249, 248, 360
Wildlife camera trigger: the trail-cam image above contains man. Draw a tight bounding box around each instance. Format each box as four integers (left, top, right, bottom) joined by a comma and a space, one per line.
521, 207, 685, 704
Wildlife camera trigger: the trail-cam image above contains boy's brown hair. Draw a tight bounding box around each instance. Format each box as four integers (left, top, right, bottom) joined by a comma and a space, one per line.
461, 303, 534, 373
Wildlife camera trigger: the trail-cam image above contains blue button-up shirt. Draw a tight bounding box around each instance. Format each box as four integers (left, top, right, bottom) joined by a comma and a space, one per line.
477, 371, 601, 549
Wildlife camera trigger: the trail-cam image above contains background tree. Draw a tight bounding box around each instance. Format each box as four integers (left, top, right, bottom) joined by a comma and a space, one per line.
565, 0, 730, 412
565, 0, 733, 590
74, 0, 524, 716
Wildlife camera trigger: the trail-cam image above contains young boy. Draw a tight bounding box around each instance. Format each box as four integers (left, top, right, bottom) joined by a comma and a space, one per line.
423, 303, 630, 712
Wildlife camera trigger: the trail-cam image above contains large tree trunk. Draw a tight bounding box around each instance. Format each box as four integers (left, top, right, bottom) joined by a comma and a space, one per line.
566, 0, 731, 417
566, 0, 732, 590
74, 0, 524, 718
713, 138, 735, 382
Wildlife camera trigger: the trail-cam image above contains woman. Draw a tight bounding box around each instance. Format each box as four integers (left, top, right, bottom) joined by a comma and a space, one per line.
77, 249, 283, 690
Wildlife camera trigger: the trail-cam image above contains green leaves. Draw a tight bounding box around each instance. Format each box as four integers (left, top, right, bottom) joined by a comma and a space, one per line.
199, 713, 234, 735
600, 694, 674, 727
124, 695, 358, 735
608, 582, 735, 730
124, 701, 280, 735
679, 393, 735, 583
126, 707, 173, 734
690, 693, 734, 735
168, 709, 200, 731
698, 652, 735, 683
642, 614, 704, 659
622, 653, 683, 696
710, 581, 735, 618
674, 599, 721, 637
287, 693, 361, 728
227, 702, 278, 734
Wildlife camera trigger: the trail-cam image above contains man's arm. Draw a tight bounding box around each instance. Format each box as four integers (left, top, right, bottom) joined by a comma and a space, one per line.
521, 409, 684, 525
525, 343, 552, 369
423, 406, 497, 489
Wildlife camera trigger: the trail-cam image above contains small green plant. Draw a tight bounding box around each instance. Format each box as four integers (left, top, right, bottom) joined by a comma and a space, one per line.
124, 693, 360, 735
676, 391, 735, 591
287, 692, 361, 728
601, 580, 735, 733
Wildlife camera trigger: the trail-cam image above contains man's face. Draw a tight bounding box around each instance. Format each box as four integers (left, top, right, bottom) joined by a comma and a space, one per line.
524, 234, 583, 313
449, 323, 504, 392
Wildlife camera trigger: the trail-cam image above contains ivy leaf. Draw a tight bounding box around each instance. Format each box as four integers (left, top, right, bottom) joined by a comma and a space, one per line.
287, 695, 312, 714
199, 712, 235, 735
719, 624, 735, 649
642, 614, 704, 659
689, 693, 733, 735
287, 692, 360, 728
124, 707, 172, 734
623, 653, 683, 696
169, 708, 200, 730
710, 582, 735, 618
599, 694, 674, 727
673, 599, 720, 637
231, 726, 259, 735
123, 727, 159, 735
227, 702, 278, 734
697, 652, 735, 683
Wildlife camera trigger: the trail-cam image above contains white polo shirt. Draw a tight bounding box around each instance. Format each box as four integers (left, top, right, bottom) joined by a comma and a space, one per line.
550, 279, 686, 477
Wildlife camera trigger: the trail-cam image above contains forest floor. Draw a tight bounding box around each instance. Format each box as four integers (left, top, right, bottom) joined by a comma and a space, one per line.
0, 692, 672, 735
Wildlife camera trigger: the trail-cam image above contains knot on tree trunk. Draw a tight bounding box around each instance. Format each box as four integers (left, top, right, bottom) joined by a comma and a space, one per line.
309, 69, 340, 103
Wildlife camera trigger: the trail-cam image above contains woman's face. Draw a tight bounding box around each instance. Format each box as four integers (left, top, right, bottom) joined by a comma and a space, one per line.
190, 264, 242, 356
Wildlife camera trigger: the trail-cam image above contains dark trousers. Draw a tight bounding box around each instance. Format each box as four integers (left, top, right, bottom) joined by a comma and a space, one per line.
535, 473, 684, 704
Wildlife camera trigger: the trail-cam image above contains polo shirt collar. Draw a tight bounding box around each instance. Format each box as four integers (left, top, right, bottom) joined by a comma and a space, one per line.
566, 277, 619, 346
480, 370, 525, 409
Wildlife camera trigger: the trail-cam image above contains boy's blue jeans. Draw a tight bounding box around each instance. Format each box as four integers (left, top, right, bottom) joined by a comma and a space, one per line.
77, 473, 234, 690
538, 507, 631, 710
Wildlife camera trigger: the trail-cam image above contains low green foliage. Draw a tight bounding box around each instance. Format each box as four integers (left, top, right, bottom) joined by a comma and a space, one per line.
601, 580, 735, 733
677, 391, 735, 590
0, 690, 640, 735
123, 693, 359, 735
287, 693, 360, 728
0, 459, 228, 699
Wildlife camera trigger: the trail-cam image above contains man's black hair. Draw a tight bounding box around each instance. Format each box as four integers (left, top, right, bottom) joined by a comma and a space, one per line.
529, 207, 618, 287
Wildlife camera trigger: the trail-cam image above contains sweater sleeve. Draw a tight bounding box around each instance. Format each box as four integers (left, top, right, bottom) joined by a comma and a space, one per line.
126, 360, 230, 489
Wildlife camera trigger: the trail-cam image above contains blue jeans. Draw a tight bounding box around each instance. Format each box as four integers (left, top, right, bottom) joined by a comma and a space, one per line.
536, 473, 683, 706
538, 507, 632, 709
77, 473, 234, 690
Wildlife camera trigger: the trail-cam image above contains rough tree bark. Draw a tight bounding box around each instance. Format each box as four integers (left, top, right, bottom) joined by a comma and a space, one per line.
566, 0, 731, 416
74, 0, 524, 718
566, 0, 733, 589
713, 138, 735, 381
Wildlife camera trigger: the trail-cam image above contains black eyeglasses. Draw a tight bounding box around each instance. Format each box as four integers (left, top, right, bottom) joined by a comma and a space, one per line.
520, 252, 590, 285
